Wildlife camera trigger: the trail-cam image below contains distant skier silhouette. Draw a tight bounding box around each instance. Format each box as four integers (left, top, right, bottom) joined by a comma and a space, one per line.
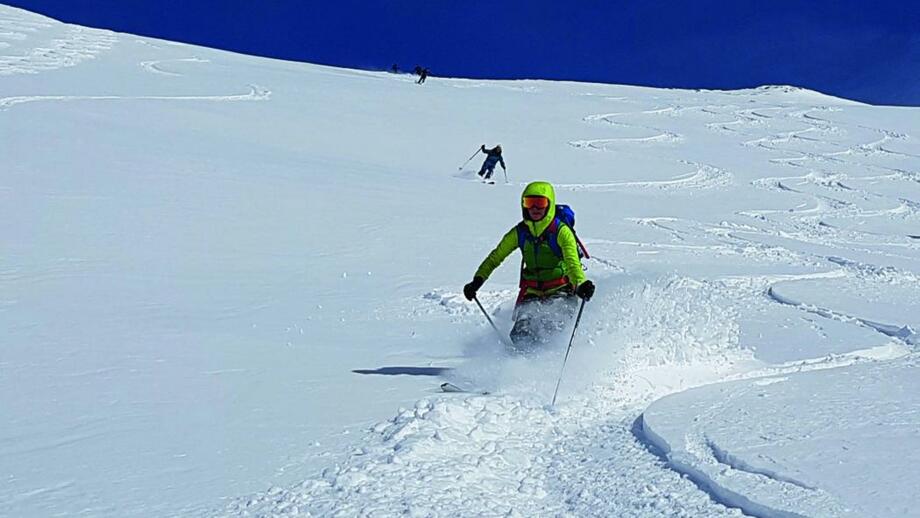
417, 67, 430, 84
477, 144, 506, 182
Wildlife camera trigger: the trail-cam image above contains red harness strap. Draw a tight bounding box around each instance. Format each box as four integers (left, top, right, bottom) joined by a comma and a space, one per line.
516, 276, 570, 304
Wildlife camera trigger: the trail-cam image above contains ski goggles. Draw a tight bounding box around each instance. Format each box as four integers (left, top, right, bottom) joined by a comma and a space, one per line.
522, 196, 550, 209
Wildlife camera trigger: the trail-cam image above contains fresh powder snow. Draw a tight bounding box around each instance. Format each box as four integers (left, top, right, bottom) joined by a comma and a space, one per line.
1, 5, 918, 517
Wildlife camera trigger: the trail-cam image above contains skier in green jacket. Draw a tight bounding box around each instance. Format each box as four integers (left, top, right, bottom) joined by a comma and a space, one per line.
463, 181, 595, 347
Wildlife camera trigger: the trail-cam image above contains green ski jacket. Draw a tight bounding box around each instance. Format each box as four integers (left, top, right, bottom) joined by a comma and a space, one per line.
474, 181, 587, 297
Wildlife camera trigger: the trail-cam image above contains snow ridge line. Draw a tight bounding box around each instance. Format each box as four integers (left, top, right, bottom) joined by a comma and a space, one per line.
636, 415, 809, 518
635, 348, 918, 518
705, 437, 817, 491
766, 286, 918, 346
636, 373, 846, 518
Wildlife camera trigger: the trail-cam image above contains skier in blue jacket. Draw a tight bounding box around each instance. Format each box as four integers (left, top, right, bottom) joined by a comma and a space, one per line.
477, 144, 506, 181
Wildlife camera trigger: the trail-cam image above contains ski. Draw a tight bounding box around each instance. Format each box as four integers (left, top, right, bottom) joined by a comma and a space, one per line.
440, 382, 490, 395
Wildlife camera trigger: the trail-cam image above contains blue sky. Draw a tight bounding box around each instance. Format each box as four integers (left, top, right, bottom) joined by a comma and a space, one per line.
8, 0, 919, 105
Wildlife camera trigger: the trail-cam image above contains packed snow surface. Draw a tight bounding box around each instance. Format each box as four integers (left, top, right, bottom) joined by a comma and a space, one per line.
1, 5, 918, 517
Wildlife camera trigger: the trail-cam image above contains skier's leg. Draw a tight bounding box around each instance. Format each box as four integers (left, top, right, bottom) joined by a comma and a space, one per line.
509, 297, 539, 352
509, 315, 533, 347
545, 293, 578, 333
521, 291, 577, 345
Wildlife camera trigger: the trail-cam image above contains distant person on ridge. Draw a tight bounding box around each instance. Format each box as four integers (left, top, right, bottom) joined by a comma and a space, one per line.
391, 63, 399, 73
417, 67, 429, 84
477, 144, 506, 182
462, 181, 595, 347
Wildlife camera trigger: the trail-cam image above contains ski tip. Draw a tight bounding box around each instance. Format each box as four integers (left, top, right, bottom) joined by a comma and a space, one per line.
440, 382, 491, 395
440, 382, 462, 392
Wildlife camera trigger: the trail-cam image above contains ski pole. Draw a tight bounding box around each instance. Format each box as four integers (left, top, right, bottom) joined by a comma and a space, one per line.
458, 148, 481, 170
473, 295, 510, 346
551, 298, 587, 406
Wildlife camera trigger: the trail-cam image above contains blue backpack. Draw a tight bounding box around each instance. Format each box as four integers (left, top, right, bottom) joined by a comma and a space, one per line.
516, 204, 590, 260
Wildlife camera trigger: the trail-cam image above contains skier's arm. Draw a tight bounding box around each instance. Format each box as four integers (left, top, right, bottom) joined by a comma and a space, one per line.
499, 156, 506, 169
557, 226, 587, 286
474, 228, 518, 281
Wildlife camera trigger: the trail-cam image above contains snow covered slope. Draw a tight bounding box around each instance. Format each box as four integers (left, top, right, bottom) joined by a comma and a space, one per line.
1, 5, 918, 517
641, 354, 920, 517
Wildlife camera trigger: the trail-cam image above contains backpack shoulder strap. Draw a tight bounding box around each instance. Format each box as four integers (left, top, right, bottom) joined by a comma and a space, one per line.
518, 219, 565, 258
545, 218, 563, 257
515, 221, 529, 250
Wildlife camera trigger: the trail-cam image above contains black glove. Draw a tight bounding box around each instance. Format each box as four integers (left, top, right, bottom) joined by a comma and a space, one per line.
463, 276, 485, 301
575, 280, 595, 301
480, 144, 486, 152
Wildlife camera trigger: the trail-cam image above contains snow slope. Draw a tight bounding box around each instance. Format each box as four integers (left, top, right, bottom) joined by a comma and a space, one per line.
641, 354, 920, 517
1, 5, 918, 517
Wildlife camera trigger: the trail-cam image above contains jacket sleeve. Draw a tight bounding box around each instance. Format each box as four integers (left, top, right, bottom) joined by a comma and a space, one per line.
499, 156, 506, 168
474, 227, 519, 280
557, 225, 587, 286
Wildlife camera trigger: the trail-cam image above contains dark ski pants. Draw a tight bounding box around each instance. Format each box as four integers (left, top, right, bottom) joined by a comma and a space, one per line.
509, 290, 577, 353
478, 157, 499, 179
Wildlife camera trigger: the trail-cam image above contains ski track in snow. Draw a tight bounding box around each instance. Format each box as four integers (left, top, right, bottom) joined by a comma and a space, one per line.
565, 103, 741, 192
731, 105, 920, 262
0, 7, 266, 114
0, 84, 272, 111
0, 9, 116, 75
766, 286, 918, 346
555, 161, 733, 192
577, 98, 920, 273
139, 56, 210, 76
